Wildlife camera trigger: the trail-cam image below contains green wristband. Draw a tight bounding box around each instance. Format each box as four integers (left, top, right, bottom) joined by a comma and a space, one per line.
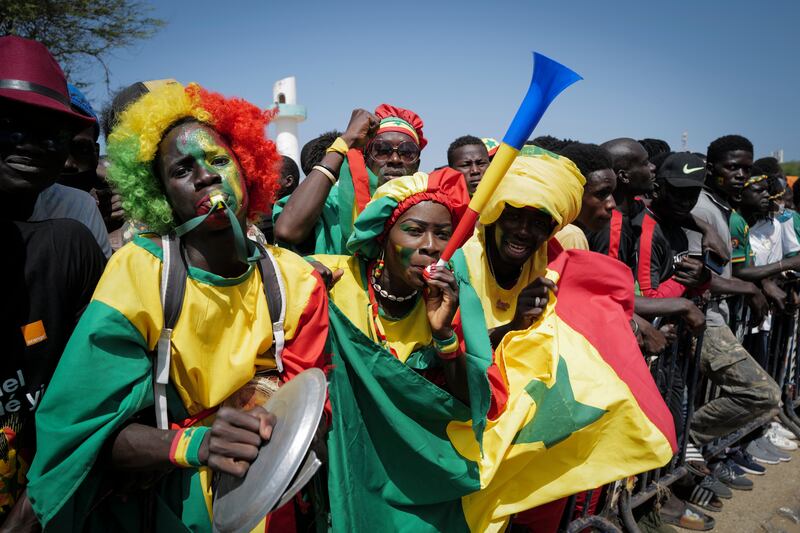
185, 426, 211, 468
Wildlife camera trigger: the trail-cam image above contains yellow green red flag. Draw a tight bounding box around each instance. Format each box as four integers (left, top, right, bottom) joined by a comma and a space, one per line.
448, 242, 677, 531
326, 240, 676, 532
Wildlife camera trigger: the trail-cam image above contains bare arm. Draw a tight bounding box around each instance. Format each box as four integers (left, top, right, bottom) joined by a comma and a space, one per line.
733, 255, 800, 282
682, 214, 731, 263
110, 407, 276, 478
709, 272, 759, 296
634, 296, 705, 334
425, 267, 470, 405
708, 274, 768, 325
274, 109, 378, 244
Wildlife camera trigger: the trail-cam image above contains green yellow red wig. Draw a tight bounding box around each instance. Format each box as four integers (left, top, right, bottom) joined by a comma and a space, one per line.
106, 82, 279, 233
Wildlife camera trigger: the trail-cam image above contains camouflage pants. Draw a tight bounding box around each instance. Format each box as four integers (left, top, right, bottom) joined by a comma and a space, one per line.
690, 324, 781, 445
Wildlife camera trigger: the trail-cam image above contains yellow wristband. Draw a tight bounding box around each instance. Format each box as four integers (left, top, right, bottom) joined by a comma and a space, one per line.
325, 137, 349, 156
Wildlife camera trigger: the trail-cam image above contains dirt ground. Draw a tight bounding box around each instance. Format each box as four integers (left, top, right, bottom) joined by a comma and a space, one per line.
676, 447, 800, 533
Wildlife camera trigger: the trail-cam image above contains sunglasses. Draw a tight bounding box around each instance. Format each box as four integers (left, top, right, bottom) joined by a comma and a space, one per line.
368, 140, 420, 164
0, 117, 73, 152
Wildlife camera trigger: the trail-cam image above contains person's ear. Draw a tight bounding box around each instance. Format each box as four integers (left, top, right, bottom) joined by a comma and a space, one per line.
651, 180, 661, 200
617, 169, 629, 185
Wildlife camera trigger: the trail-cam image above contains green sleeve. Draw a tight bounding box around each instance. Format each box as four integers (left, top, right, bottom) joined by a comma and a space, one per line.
27, 301, 153, 529
729, 212, 752, 265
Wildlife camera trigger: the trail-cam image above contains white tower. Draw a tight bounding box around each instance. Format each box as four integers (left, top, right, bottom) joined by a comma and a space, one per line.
272, 77, 306, 173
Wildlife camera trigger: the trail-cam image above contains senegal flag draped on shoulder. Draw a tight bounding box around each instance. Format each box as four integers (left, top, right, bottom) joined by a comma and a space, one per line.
325, 254, 494, 533
446, 242, 677, 532
272, 151, 378, 254
327, 242, 675, 532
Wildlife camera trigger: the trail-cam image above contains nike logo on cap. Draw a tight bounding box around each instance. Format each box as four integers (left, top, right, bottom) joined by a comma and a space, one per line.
683, 164, 704, 174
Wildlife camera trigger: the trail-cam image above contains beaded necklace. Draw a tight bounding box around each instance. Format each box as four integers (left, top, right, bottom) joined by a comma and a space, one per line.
366, 261, 419, 357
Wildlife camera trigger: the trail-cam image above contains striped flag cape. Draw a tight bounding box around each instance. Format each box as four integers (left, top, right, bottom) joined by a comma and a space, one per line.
325, 241, 676, 532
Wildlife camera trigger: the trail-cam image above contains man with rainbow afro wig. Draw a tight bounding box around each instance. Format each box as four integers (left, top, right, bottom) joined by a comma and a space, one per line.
27, 82, 331, 531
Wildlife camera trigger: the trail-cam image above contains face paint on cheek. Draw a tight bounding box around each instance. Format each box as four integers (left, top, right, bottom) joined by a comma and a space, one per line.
393, 243, 415, 269
717, 175, 725, 187
219, 165, 246, 215
178, 127, 246, 215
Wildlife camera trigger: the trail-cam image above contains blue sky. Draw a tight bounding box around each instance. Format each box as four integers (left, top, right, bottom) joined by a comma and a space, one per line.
81, 0, 800, 167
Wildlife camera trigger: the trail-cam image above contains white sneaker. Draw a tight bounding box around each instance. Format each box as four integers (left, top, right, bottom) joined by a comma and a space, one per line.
765, 427, 799, 451
770, 421, 798, 441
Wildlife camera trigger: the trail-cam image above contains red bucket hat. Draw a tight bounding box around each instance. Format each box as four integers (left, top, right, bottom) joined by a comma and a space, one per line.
0, 36, 95, 127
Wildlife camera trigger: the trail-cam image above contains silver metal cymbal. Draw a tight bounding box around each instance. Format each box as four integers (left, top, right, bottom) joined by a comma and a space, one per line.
212, 368, 327, 533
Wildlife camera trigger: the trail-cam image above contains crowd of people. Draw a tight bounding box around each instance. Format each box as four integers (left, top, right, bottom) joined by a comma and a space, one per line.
3, 34, 799, 532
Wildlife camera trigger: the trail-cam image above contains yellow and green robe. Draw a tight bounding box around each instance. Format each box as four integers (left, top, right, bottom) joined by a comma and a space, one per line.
312, 254, 499, 532
27, 235, 330, 532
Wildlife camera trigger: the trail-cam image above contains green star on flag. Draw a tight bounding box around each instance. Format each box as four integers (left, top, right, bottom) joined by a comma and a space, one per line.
512, 356, 607, 448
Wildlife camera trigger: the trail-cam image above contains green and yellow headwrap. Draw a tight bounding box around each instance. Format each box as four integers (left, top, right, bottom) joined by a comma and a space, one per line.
480, 147, 585, 233
347, 167, 470, 259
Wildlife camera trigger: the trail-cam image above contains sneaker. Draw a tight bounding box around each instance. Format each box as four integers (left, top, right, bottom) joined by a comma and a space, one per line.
728, 448, 766, 475
699, 474, 732, 499
770, 421, 798, 441
757, 436, 792, 462
746, 439, 781, 464
765, 426, 799, 451
711, 461, 753, 491
724, 458, 747, 476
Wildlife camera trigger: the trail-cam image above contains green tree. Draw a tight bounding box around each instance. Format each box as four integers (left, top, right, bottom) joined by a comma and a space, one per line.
782, 161, 800, 177
0, 0, 164, 88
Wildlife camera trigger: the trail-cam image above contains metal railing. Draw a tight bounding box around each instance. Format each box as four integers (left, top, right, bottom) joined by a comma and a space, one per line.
556, 289, 800, 533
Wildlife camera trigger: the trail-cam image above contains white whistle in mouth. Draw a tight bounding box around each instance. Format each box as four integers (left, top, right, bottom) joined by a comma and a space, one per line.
210, 192, 226, 208
423, 259, 447, 279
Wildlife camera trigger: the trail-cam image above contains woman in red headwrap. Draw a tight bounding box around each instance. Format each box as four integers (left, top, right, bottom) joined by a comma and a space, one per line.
314, 166, 471, 399
315, 167, 507, 532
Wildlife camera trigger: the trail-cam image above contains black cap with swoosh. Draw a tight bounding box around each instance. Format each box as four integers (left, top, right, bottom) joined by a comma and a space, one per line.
657, 152, 706, 188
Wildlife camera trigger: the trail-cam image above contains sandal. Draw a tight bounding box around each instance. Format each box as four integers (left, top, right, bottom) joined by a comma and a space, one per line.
685, 443, 711, 477
660, 496, 716, 531
685, 485, 724, 513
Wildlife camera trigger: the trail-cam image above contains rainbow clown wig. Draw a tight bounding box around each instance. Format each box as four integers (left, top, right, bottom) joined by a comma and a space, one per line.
106, 82, 280, 234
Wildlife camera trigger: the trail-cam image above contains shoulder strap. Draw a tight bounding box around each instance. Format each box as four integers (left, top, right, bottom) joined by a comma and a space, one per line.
155, 234, 187, 430
255, 244, 287, 372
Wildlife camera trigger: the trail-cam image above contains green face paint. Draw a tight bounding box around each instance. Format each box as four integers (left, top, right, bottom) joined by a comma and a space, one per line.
393, 242, 415, 269
177, 125, 247, 216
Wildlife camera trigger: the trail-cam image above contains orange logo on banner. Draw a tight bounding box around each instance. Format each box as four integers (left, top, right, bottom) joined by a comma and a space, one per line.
21, 320, 47, 347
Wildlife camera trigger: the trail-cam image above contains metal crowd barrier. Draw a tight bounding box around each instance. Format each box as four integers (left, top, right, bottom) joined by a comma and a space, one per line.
560, 487, 620, 533
547, 285, 800, 532
556, 312, 704, 532
612, 318, 703, 531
